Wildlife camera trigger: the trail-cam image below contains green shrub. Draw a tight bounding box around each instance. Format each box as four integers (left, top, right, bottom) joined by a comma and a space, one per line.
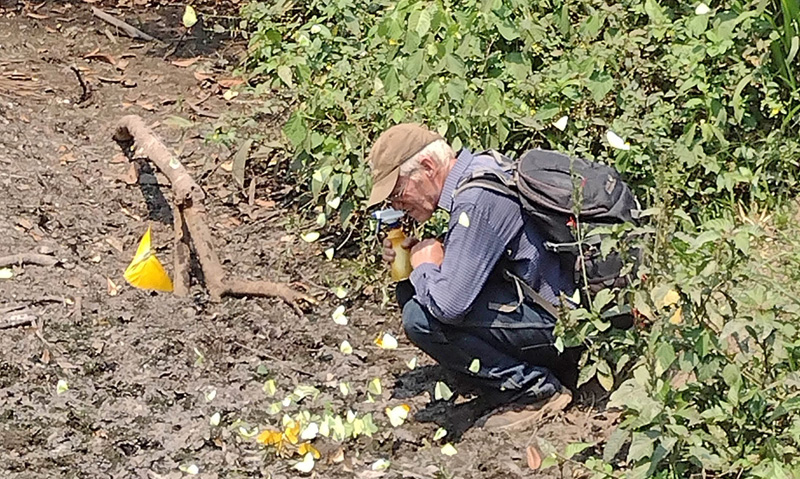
242, 0, 799, 228
240, 1, 800, 475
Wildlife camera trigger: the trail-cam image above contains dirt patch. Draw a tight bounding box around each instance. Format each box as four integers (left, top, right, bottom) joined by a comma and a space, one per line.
0, 3, 617, 478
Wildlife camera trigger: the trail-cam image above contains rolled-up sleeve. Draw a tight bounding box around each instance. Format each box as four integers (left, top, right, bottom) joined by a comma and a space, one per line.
409, 192, 520, 324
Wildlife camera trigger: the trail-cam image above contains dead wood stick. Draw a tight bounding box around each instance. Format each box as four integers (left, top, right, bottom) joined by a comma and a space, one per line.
0, 311, 36, 329
70, 65, 91, 104
0, 253, 58, 268
173, 206, 191, 297
91, 7, 161, 43
187, 100, 220, 119
113, 115, 316, 312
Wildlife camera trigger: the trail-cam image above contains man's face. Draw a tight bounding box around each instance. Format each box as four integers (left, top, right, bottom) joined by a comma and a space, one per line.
389, 156, 443, 222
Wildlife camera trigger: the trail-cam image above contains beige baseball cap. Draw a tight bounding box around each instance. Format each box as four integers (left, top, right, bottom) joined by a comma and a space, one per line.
366, 123, 443, 207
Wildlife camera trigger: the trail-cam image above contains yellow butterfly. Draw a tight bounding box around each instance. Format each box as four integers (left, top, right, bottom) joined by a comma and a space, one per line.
124, 226, 173, 292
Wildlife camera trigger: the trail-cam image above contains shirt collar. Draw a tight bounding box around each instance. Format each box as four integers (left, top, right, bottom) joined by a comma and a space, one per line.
438, 148, 475, 211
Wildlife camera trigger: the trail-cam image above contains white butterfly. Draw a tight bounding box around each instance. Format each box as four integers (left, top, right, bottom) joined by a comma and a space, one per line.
606, 130, 631, 150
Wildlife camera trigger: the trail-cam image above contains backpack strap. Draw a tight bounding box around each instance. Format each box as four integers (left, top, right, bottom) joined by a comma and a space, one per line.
503, 270, 561, 319
453, 167, 517, 200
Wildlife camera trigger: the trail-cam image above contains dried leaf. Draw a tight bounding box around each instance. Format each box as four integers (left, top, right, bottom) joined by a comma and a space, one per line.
106, 277, 121, 296
194, 71, 214, 82
172, 57, 201, 68
84, 50, 116, 65
218, 78, 244, 88
526, 444, 542, 469
232, 138, 253, 188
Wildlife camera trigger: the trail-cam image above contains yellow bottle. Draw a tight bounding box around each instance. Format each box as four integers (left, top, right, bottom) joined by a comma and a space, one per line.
388, 228, 413, 281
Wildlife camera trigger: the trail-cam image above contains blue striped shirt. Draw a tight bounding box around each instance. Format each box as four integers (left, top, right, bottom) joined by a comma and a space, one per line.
409, 149, 574, 324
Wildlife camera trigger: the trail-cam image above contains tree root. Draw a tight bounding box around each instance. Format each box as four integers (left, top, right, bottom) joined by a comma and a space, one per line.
113, 115, 316, 314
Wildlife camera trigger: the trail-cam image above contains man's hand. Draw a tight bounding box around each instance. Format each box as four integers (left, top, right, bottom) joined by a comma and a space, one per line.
382, 236, 419, 263
410, 239, 444, 268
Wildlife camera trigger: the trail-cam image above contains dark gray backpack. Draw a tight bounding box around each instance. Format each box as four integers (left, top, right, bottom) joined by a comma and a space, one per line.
455, 149, 642, 316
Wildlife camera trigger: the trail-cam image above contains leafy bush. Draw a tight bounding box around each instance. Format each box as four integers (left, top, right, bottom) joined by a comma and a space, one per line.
240, 0, 800, 476
242, 0, 799, 229
546, 205, 800, 478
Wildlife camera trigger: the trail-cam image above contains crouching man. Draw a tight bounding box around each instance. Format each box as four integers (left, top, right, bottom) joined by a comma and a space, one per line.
366, 123, 575, 430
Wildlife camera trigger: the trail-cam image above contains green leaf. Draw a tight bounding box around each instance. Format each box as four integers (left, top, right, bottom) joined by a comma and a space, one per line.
627, 431, 656, 463
563, 442, 594, 459
644, 0, 668, 24
496, 17, 519, 40
414, 9, 431, 37
654, 342, 676, 377
592, 289, 615, 312
405, 49, 424, 78
445, 54, 465, 77
277, 65, 293, 88
283, 112, 307, 148
603, 428, 629, 462
446, 78, 467, 102
533, 104, 560, 122
587, 70, 614, 103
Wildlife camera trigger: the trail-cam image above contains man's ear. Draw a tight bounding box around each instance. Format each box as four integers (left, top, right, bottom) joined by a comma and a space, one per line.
419, 155, 437, 177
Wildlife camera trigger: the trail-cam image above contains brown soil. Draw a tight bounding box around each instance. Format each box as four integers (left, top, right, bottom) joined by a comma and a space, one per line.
0, 2, 617, 478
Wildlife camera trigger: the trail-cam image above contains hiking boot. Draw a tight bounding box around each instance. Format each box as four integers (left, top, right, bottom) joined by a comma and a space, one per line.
481, 387, 572, 431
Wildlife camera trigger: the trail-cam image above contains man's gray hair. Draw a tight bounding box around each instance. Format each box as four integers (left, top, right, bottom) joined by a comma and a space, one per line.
399, 139, 454, 177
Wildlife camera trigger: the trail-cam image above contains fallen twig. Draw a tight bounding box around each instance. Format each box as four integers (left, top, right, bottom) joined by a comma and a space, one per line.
91, 7, 161, 43
0, 311, 36, 329
187, 100, 219, 119
0, 253, 58, 268
113, 115, 316, 313
70, 65, 91, 104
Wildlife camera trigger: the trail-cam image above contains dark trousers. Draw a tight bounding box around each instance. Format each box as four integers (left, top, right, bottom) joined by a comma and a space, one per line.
398, 281, 575, 400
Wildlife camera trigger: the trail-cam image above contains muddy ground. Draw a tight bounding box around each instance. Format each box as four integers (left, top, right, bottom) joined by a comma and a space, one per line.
0, 2, 616, 478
